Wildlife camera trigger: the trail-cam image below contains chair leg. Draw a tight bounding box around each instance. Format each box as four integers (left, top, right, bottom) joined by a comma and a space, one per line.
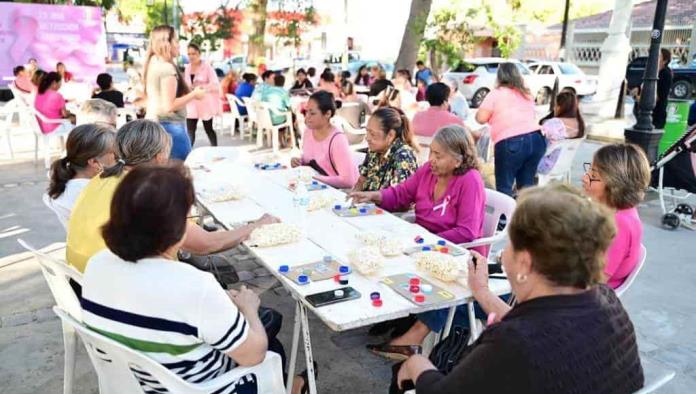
43, 135, 51, 169
271, 128, 279, 153
256, 126, 264, 148
5, 130, 14, 160
34, 134, 39, 164
62, 322, 77, 394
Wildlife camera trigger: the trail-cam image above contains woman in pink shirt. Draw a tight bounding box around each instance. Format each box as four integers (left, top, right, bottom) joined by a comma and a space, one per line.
412, 82, 465, 138
185, 43, 221, 146
476, 63, 546, 197
291, 91, 358, 189
583, 143, 651, 289
351, 125, 485, 358
34, 72, 73, 135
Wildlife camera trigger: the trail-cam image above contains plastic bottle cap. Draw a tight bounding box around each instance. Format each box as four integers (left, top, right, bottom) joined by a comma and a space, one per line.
437, 240, 446, 246
334, 289, 344, 298
414, 294, 425, 303
440, 247, 449, 254
421, 284, 433, 294
409, 277, 420, 286
339, 265, 350, 274
422, 246, 431, 251
334, 204, 342, 210
312, 181, 318, 185
278, 265, 289, 273
339, 278, 349, 285
370, 291, 381, 300
414, 236, 424, 244
321, 185, 327, 189
298, 275, 309, 284
372, 299, 383, 307
410, 285, 420, 293
274, 163, 281, 168
375, 209, 383, 214
334, 274, 341, 283
359, 208, 367, 214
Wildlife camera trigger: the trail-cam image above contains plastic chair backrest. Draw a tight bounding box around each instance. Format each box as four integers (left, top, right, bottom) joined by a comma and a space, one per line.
255, 102, 274, 129
336, 102, 362, 129
53, 307, 285, 394
9, 84, 33, 106
482, 189, 516, 239
225, 94, 244, 118
542, 137, 585, 179
242, 97, 257, 122
17, 239, 82, 320
18, 106, 43, 136
615, 244, 647, 298
42, 193, 68, 230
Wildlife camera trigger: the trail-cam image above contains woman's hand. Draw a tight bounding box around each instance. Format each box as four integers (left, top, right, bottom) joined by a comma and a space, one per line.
348, 191, 382, 205
192, 86, 206, 100
228, 285, 261, 316
397, 355, 437, 389
467, 250, 489, 295
290, 157, 302, 168
254, 214, 279, 228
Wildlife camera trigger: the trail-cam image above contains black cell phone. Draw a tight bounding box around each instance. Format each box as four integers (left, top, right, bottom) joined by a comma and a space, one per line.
305, 287, 361, 308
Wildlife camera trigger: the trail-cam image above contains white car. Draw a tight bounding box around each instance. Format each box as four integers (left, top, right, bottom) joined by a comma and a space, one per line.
528, 61, 597, 101
443, 58, 548, 108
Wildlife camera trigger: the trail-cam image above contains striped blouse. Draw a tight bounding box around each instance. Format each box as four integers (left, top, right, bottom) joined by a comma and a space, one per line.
82, 250, 250, 393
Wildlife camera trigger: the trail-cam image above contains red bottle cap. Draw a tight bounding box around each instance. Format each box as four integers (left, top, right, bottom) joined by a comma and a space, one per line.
375, 209, 384, 214
409, 277, 420, 286
440, 247, 449, 254
372, 299, 383, 307
414, 294, 425, 303
409, 285, 420, 293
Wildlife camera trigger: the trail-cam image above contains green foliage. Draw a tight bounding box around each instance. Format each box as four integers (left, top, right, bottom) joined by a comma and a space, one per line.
181, 6, 237, 52
421, 8, 479, 68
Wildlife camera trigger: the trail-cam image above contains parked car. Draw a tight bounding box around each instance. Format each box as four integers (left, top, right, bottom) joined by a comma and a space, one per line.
527, 61, 597, 98
625, 56, 696, 99
213, 55, 247, 78
443, 58, 548, 108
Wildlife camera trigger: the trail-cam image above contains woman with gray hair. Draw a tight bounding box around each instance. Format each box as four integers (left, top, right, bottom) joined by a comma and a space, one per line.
66, 119, 278, 274
475, 62, 546, 197
350, 125, 486, 358
76, 98, 118, 127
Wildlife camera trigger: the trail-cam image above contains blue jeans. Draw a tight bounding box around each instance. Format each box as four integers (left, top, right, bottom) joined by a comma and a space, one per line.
417, 294, 512, 333
160, 121, 192, 161
494, 131, 546, 197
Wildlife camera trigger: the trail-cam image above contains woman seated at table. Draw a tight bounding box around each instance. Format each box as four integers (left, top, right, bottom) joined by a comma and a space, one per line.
220, 70, 239, 112
353, 106, 419, 192
34, 71, 74, 135
394, 184, 644, 394
350, 125, 485, 357
56, 62, 73, 83
291, 68, 313, 90
82, 164, 316, 394
47, 123, 116, 225
354, 65, 370, 87
582, 143, 651, 289
317, 71, 341, 97
537, 91, 585, 174
92, 73, 124, 108
291, 91, 358, 189
66, 119, 277, 273
411, 83, 465, 138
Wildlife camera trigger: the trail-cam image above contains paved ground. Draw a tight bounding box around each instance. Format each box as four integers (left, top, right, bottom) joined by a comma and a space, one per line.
1, 122, 695, 393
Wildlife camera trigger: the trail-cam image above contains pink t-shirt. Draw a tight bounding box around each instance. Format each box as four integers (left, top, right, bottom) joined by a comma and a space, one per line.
185, 62, 220, 120
412, 107, 465, 137
34, 90, 66, 134
14, 76, 34, 94
478, 87, 538, 144
605, 207, 643, 289
301, 127, 358, 189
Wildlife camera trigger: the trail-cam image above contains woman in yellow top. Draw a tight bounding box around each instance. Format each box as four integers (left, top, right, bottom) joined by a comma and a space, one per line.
66, 119, 278, 272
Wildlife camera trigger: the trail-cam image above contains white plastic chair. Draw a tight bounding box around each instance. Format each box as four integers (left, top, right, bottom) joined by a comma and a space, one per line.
54, 307, 285, 394
241, 96, 259, 138
255, 101, 296, 152
225, 94, 250, 140
332, 115, 366, 145
459, 189, 516, 251
537, 137, 585, 186
115, 107, 137, 129
42, 193, 69, 230
615, 244, 647, 298
18, 106, 73, 168
17, 239, 83, 394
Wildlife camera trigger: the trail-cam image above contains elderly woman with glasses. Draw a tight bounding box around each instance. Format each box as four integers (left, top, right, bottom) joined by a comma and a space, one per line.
350, 125, 486, 358
393, 184, 644, 393
582, 143, 651, 289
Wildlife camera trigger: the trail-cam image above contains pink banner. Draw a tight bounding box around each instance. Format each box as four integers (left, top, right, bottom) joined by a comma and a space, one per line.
0, 3, 106, 86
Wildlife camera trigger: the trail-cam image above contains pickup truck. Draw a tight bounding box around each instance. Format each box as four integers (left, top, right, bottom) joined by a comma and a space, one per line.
625, 56, 696, 99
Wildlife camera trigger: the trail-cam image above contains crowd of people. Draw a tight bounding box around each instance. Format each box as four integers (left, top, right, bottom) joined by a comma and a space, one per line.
16, 22, 676, 394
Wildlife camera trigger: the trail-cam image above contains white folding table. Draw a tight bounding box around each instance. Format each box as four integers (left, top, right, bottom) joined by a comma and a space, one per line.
188, 147, 511, 394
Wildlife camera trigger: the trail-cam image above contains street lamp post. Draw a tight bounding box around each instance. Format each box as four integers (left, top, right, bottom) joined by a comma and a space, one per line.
624, 0, 668, 163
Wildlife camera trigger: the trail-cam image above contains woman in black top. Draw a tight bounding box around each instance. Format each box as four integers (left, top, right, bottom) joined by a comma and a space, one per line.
92, 73, 124, 108
395, 183, 644, 394
653, 48, 673, 129
291, 68, 313, 90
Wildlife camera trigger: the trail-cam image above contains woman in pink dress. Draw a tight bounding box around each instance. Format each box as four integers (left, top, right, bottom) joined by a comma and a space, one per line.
184, 43, 221, 146
34, 71, 73, 135
582, 143, 651, 289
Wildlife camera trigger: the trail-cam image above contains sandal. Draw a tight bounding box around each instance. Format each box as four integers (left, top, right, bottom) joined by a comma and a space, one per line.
297, 361, 318, 394
366, 342, 422, 361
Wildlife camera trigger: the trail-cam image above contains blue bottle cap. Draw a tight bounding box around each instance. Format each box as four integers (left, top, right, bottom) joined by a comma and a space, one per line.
339, 265, 350, 274
422, 246, 431, 251
274, 163, 281, 168
278, 265, 289, 273
312, 181, 318, 185
321, 185, 327, 189
298, 275, 309, 284
334, 204, 342, 210
437, 240, 446, 246
370, 291, 381, 300
359, 208, 367, 213
415, 237, 424, 244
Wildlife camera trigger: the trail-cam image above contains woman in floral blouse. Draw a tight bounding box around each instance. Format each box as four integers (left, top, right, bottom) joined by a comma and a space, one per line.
353, 106, 419, 192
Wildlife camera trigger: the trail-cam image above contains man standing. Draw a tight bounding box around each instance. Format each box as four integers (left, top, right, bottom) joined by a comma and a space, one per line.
415, 60, 433, 86
653, 48, 673, 130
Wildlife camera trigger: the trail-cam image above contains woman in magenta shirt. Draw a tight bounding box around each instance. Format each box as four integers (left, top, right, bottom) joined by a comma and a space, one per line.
351, 125, 485, 357
583, 143, 651, 288
34, 71, 73, 135
476, 63, 546, 197
291, 91, 358, 189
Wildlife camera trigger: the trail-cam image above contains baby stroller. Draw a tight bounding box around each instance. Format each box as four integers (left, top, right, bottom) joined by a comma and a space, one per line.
651, 123, 696, 230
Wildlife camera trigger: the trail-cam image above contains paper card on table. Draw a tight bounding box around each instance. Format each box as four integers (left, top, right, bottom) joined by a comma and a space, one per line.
381, 273, 454, 306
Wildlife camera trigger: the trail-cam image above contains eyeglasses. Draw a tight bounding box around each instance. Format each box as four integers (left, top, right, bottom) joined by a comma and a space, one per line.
583, 162, 602, 184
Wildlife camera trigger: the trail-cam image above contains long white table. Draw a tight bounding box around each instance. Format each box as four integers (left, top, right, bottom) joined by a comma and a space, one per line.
188, 147, 511, 394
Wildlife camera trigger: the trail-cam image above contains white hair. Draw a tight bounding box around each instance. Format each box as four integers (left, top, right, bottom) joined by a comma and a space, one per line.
77, 99, 118, 127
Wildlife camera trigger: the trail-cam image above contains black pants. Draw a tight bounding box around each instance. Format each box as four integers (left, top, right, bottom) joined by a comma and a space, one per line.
186, 118, 217, 146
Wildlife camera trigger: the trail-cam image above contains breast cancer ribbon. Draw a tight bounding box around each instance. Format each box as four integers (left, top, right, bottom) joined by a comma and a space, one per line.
433, 195, 451, 217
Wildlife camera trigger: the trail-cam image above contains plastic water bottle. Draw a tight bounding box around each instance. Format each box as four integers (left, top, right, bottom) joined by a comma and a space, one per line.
293, 181, 310, 234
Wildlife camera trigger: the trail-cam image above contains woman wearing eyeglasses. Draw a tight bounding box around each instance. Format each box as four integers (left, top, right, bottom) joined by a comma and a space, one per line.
582, 143, 651, 289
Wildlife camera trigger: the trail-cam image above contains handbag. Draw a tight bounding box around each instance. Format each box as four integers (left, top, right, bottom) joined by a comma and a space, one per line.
306, 132, 339, 176
428, 325, 471, 374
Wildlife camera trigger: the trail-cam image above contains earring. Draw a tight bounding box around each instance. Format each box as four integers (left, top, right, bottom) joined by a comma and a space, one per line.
515, 273, 528, 284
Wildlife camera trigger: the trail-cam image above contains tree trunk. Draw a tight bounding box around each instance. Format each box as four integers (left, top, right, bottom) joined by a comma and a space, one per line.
393, 0, 433, 75
248, 0, 268, 65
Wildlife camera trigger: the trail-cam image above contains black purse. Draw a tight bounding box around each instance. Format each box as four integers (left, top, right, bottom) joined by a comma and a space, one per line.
429, 325, 471, 374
